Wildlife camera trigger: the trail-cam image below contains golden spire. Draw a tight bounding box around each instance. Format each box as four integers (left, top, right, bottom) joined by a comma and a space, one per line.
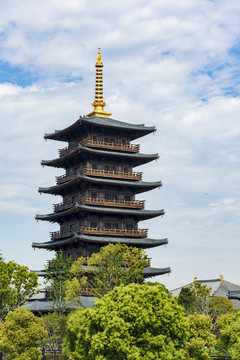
86, 48, 112, 118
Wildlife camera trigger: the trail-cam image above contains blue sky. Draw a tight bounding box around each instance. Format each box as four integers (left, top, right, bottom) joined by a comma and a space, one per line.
0, 0, 240, 290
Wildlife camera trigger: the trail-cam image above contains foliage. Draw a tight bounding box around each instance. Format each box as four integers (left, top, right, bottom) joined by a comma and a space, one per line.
63, 283, 189, 360
0, 307, 47, 360
178, 282, 211, 315
216, 309, 240, 359
64, 257, 89, 307
0, 257, 39, 321
178, 287, 197, 315
41, 312, 68, 352
208, 296, 233, 316
88, 243, 148, 291
45, 251, 72, 314
64, 244, 148, 303
186, 314, 216, 360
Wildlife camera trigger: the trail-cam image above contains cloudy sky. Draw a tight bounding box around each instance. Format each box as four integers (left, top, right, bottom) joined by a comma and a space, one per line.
0, 0, 240, 290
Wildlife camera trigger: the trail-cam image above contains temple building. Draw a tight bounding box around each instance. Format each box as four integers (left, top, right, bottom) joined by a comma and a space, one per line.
32, 49, 170, 280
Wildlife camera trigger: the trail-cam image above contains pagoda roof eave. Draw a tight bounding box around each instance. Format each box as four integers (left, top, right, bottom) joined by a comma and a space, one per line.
32, 234, 168, 249
41, 145, 159, 168
44, 116, 156, 142
32, 266, 171, 278
39, 175, 162, 195
35, 204, 165, 222
143, 267, 171, 277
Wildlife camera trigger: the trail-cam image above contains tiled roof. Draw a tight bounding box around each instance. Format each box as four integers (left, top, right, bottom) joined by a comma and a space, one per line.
36, 204, 164, 222
24, 296, 96, 312
171, 278, 240, 309
32, 265, 171, 278
39, 175, 162, 195
44, 116, 156, 142
41, 145, 158, 168
32, 234, 168, 249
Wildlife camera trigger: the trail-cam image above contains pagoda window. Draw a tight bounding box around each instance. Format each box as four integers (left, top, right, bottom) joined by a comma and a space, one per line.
125, 222, 135, 230
92, 163, 98, 170
104, 164, 117, 172
104, 137, 115, 144
90, 191, 98, 198
89, 221, 98, 228
123, 166, 130, 173
125, 222, 137, 230
105, 192, 118, 200
124, 194, 132, 201
104, 221, 121, 229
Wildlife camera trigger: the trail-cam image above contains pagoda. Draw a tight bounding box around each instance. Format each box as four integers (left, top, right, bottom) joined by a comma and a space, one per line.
32, 49, 170, 279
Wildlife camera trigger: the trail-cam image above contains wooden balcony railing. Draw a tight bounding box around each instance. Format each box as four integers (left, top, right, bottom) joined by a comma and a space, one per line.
58, 143, 78, 157
82, 139, 140, 153
56, 168, 142, 184
82, 168, 142, 181
58, 139, 140, 158
50, 226, 148, 240
53, 196, 145, 212
81, 196, 145, 209
53, 197, 82, 212
81, 226, 148, 237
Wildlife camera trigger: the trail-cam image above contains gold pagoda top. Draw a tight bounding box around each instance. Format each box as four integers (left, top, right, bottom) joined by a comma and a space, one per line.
86, 48, 112, 118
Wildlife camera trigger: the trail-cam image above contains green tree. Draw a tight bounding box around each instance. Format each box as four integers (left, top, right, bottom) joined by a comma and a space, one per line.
63, 283, 189, 360
178, 287, 197, 315
0, 258, 39, 321
208, 296, 233, 316
65, 243, 148, 304
178, 282, 211, 315
0, 307, 47, 360
216, 309, 240, 359
186, 314, 216, 360
41, 312, 68, 353
45, 250, 72, 314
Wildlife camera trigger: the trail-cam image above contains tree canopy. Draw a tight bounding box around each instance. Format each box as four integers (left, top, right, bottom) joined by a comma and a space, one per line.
63, 283, 189, 360
0, 307, 47, 360
186, 314, 216, 360
45, 250, 72, 314
178, 282, 212, 315
217, 309, 240, 360
41, 312, 68, 352
0, 257, 39, 321
64, 243, 148, 304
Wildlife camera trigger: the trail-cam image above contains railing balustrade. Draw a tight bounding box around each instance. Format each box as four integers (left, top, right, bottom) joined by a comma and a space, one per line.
56, 168, 142, 184
50, 226, 148, 240
53, 197, 145, 212
58, 142, 78, 157
82, 138, 140, 152
58, 139, 140, 158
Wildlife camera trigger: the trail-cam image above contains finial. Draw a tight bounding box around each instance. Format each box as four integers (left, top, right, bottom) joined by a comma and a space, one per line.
194, 277, 197, 282
86, 48, 112, 118
220, 275, 224, 280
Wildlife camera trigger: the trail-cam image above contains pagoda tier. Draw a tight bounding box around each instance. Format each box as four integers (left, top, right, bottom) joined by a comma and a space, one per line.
32, 234, 168, 250
35, 204, 165, 223
41, 145, 159, 169
38, 175, 162, 196
44, 116, 156, 142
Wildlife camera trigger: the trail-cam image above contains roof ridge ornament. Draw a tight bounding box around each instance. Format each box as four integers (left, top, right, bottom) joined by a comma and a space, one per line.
86, 48, 112, 118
